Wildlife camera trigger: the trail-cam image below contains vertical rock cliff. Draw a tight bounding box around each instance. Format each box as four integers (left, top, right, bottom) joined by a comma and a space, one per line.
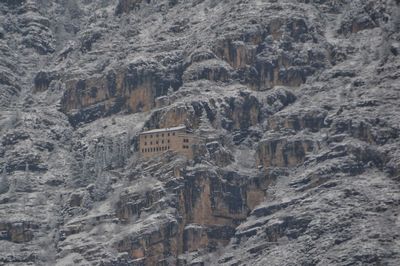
0, 0, 399, 265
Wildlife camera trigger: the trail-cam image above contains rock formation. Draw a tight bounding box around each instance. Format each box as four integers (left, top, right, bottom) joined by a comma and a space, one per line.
0, 0, 399, 265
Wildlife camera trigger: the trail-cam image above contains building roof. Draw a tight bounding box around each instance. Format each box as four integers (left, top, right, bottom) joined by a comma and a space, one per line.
139, 125, 186, 135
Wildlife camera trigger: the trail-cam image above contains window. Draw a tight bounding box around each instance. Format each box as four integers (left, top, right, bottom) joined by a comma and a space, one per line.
150, 141, 152, 145
150, 135, 153, 138
168, 133, 170, 136
145, 135, 147, 139
142, 149, 144, 152
162, 134, 164, 137
156, 141, 159, 144
167, 146, 170, 149
145, 142, 147, 145
162, 140, 164, 144
173, 132, 175, 136
168, 139, 170, 143
183, 139, 189, 143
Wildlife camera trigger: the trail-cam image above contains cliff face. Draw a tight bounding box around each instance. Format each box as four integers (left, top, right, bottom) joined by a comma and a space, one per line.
0, 0, 399, 265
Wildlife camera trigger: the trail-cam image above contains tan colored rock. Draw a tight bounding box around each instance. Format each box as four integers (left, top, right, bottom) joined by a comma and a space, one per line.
256, 137, 316, 168
183, 225, 209, 252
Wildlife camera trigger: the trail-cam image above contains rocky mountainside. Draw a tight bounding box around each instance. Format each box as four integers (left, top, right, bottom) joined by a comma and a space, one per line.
0, 0, 399, 265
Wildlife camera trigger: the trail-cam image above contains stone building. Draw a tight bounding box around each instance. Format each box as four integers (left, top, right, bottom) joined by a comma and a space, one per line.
139, 125, 196, 159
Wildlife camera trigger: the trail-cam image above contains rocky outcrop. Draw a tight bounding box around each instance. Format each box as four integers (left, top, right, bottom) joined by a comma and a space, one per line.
144, 103, 200, 130
183, 59, 232, 83
61, 57, 183, 125
212, 14, 328, 91
115, 0, 180, 15
116, 186, 166, 223
330, 116, 399, 145
115, 0, 143, 15
0, 42, 21, 107
19, 11, 55, 54
256, 135, 317, 168
57, 150, 269, 265
268, 108, 329, 132
0, 221, 38, 243
33, 71, 59, 92
338, 0, 385, 35
1, 0, 400, 265
205, 141, 234, 167
220, 91, 261, 131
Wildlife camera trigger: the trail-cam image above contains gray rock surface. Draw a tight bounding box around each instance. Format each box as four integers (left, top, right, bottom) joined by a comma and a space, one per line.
0, 0, 399, 265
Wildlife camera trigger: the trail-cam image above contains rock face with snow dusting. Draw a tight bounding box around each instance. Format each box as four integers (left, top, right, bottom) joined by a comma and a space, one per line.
0, 0, 399, 265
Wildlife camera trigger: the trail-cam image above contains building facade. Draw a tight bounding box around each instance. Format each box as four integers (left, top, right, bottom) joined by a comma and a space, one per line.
139, 125, 195, 159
